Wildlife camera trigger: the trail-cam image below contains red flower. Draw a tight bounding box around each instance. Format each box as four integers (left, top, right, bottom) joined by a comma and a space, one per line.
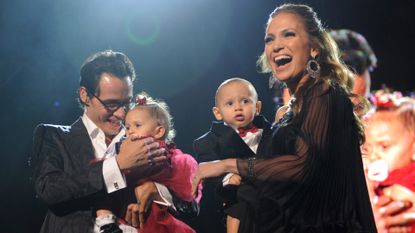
135, 96, 147, 105
369, 90, 403, 109
370, 94, 394, 108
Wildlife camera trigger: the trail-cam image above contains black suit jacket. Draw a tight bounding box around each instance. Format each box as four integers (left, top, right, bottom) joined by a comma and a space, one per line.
194, 115, 272, 162
31, 118, 198, 233
192, 115, 272, 233
31, 118, 109, 233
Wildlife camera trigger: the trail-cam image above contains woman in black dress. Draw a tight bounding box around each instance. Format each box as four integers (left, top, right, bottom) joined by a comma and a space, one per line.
192, 4, 376, 233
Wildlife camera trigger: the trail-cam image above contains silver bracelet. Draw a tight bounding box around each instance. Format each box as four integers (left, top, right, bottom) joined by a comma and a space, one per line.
247, 157, 256, 180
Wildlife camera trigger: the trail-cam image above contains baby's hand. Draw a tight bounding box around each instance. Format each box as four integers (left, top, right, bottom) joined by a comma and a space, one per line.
228, 174, 241, 185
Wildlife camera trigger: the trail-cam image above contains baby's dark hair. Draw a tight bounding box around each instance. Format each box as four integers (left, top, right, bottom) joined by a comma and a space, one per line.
131, 92, 176, 141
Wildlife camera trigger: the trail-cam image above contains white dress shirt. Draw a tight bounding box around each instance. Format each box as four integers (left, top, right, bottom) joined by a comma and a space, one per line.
222, 123, 263, 186
82, 113, 127, 193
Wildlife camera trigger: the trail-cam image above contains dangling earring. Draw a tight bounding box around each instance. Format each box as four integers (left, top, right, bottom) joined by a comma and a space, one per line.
306, 57, 320, 79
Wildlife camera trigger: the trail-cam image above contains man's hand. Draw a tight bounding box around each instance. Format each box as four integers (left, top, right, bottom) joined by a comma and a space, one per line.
116, 135, 166, 170
124, 181, 161, 228
125, 203, 140, 228
373, 195, 415, 233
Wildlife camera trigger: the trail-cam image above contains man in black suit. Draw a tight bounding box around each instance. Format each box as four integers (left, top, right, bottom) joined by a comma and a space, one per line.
193, 78, 272, 233
31, 50, 193, 233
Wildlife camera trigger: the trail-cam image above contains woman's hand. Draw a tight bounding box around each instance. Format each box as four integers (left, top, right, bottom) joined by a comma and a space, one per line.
228, 174, 242, 185
192, 159, 237, 197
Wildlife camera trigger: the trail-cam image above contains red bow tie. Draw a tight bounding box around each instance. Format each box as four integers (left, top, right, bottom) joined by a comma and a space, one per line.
238, 125, 258, 137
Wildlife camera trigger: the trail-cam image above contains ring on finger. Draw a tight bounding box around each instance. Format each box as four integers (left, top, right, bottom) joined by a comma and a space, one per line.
148, 153, 155, 159
146, 145, 153, 157
148, 158, 155, 166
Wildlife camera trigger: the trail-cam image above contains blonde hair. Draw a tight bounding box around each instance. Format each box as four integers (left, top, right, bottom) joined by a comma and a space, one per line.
215, 77, 258, 106
131, 92, 176, 141
368, 97, 415, 136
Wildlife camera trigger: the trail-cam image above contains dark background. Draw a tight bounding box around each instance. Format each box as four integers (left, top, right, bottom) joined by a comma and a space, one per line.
0, 0, 414, 232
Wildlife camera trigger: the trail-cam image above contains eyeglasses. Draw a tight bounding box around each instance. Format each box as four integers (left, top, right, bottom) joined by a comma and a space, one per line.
88, 90, 132, 112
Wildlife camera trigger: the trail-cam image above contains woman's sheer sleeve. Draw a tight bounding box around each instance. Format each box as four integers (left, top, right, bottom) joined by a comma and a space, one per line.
237, 85, 334, 183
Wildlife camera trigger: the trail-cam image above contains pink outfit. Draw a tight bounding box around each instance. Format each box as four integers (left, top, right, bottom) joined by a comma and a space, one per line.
124, 146, 202, 233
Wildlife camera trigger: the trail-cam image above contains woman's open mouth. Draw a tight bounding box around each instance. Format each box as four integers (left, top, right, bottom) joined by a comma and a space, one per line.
274, 55, 292, 68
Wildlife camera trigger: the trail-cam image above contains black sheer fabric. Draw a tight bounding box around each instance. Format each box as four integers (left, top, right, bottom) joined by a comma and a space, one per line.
237, 81, 376, 233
